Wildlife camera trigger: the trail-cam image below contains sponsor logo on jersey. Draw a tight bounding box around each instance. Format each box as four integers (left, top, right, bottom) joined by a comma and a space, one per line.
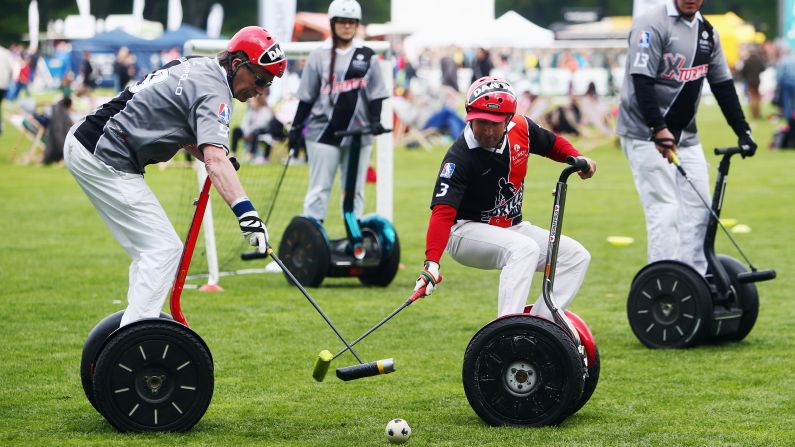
639, 31, 651, 48
351, 53, 369, 71
661, 53, 709, 82
217, 103, 231, 125
440, 162, 455, 178
481, 182, 523, 224
321, 76, 369, 94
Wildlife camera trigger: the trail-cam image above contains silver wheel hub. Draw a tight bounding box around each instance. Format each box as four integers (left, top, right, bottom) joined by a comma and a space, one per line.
504, 361, 537, 396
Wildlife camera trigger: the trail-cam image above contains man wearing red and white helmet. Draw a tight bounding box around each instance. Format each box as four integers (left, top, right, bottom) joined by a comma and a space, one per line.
63, 26, 285, 326
414, 77, 597, 320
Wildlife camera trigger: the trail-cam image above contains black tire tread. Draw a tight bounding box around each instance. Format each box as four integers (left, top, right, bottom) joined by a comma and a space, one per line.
92, 321, 213, 432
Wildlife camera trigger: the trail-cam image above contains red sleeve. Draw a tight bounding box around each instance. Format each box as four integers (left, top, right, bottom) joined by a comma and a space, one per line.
546, 134, 581, 162
425, 204, 457, 263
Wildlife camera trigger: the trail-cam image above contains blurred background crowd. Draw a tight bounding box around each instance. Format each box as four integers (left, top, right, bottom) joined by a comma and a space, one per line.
1, 0, 793, 167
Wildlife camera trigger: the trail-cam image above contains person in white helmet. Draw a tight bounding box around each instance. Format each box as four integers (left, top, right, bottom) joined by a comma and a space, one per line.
64, 27, 286, 326
289, 0, 389, 222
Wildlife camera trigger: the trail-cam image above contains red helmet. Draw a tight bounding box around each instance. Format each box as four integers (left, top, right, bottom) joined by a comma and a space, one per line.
465, 76, 517, 122
227, 26, 286, 78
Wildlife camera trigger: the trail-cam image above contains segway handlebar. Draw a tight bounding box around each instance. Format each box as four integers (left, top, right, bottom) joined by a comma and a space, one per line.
334, 128, 392, 138
738, 269, 776, 283
559, 156, 590, 183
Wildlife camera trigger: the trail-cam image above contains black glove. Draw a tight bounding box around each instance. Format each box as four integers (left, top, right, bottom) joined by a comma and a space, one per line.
288, 128, 302, 150
370, 121, 386, 136
738, 130, 757, 157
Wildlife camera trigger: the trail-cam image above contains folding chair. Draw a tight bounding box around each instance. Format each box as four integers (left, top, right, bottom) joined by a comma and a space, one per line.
9, 111, 46, 164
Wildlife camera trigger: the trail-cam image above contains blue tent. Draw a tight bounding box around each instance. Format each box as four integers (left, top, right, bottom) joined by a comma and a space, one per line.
149, 24, 211, 50
69, 29, 163, 88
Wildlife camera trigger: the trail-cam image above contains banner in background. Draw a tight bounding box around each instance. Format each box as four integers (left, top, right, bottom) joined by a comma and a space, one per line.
259, 0, 296, 43
633, 0, 666, 18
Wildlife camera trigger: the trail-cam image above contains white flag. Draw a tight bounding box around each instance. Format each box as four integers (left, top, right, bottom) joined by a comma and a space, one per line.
133, 0, 145, 21
259, 0, 296, 42
207, 3, 224, 38
167, 0, 183, 31
76, 0, 90, 17
29, 0, 40, 52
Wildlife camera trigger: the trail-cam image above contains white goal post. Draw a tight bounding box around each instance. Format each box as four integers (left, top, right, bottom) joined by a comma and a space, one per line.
183, 39, 394, 289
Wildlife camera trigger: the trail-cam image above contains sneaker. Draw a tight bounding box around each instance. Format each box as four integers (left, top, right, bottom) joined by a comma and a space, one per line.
252, 155, 267, 165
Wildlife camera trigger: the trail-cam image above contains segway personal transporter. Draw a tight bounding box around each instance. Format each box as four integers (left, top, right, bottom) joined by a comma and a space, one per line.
462, 157, 600, 427
278, 127, 400, 287
626, 146, 776, 348
79, 161, 230, 432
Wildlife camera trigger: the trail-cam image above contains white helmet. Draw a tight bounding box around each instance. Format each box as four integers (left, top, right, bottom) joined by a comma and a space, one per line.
328, 0, 361, 21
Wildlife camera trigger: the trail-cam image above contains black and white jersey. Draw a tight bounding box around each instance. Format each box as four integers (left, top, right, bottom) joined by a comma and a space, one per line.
616, 0, 732, 146
430, 116, 564, 228
74, 56, 232, 174
297, 38, 389, 148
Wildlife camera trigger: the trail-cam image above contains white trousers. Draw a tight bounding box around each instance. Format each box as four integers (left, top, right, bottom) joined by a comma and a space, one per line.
303, 140, 372, 221
621, 137, 710, 274
446, 220, 591, 319
64, 131, 182, 326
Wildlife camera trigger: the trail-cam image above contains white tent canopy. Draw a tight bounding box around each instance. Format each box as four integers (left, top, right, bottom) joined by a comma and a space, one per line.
403, 10, 554, 55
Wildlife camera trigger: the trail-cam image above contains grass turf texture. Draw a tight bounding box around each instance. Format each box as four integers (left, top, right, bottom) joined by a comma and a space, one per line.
1, 99, 793, 446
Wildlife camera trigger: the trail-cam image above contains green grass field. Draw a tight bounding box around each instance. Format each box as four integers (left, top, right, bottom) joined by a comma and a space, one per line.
1, 100, 793, 446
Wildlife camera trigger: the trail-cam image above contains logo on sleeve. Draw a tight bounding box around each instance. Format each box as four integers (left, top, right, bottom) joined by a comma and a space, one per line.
217, 103, 231, 125
639, 31, 651, 48
440, 162, 456, 179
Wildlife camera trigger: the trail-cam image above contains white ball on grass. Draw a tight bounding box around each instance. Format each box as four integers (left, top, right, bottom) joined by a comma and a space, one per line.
385, 418, 411, 444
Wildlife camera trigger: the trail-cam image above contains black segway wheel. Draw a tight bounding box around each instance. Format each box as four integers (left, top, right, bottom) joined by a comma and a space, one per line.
81, 310, 171, 412
358, 224, 401, 287
568, 345, 600, 417
627, 261, 713, 348
92, 319, 213, 432
716, 255, 759, 342
463, 316, 585, 427
279, 217, 330, 287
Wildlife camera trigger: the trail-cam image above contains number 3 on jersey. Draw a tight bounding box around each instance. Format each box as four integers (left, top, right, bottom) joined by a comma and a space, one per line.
436, 182, 449, 197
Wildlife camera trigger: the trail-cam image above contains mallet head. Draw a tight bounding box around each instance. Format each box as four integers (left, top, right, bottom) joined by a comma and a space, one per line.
312, 350, 334, 382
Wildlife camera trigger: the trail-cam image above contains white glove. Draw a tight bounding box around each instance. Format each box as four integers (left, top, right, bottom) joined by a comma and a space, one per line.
414, 261, 440, 297
238, 210, 269, 253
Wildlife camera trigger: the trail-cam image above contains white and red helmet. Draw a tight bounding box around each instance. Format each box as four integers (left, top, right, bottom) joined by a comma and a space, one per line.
227, 26, 286, 78
465, 76, 517, 122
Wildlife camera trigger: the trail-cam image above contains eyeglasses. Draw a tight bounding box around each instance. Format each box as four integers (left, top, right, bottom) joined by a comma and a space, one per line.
244, 63, 272, 88
334, 18, 358, 26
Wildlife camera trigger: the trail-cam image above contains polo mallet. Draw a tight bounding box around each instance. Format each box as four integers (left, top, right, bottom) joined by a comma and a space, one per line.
264, 247, 396, 381
312, 276, 442, 382
241, 149, 295, 261
666, 147, 772, 279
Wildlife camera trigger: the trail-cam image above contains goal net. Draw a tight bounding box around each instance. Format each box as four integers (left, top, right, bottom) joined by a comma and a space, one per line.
166, 39, 394, 289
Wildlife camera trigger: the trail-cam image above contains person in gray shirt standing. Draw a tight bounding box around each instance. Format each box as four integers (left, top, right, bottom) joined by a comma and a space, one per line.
288, 0, 389, 222
63, 26, 286, 326
616, 0, 756, 274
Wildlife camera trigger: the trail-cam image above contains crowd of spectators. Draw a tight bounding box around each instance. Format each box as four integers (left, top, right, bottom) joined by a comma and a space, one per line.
5, 34, 795, 168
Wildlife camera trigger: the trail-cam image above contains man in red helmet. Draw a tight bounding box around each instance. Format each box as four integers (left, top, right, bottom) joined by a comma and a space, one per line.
414, 77, 597, 319
64, 26, 286, 326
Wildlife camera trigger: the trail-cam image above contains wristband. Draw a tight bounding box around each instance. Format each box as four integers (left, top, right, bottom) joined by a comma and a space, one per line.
231, 197, 255, 217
